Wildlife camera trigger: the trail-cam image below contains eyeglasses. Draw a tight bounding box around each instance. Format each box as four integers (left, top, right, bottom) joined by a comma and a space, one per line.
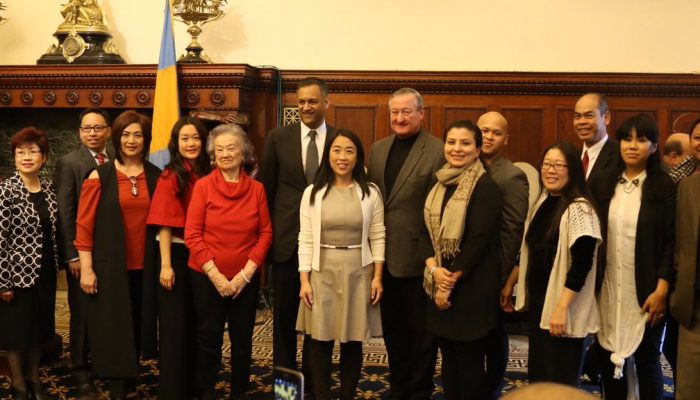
128, 176, 138, 197
80, 125, 108, 133
15, 149, 43, 158
541, 162, 568, 172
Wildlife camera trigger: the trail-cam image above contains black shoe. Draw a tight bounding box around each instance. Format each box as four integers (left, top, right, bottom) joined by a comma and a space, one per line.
28, 382, 56, 400
10, 386, 30, 400
76, 381, 98, 400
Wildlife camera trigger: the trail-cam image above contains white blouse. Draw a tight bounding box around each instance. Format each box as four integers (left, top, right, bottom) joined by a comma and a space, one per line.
597, 170, 648, 380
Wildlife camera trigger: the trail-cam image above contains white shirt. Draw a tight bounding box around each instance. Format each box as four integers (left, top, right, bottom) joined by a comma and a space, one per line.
597, 170, 648, 380
88, 148, 109, 165
582, 134, 609, 180
300, 121, 327, 172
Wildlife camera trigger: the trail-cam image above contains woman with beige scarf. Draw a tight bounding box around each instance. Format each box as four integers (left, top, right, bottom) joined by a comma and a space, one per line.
422, 120, 503, 399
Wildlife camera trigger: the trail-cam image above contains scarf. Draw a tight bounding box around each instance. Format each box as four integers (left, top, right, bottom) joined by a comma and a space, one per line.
423, 159, 486, 268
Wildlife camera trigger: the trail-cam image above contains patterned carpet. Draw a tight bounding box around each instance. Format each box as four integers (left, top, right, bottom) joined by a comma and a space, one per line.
0, 291, 675, 399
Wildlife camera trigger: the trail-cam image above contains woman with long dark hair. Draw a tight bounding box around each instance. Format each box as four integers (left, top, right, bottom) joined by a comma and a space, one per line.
503, 141, 602, 386
422, 120, 503, 399
75, 110, 161, 399
0, 128, 59, 400
595, 114, 675, 399
297, 129, 385, 400
146, 116, 211, 399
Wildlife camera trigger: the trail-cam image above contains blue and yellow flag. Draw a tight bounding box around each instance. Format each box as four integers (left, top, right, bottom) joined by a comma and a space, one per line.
150, 0, 180, 169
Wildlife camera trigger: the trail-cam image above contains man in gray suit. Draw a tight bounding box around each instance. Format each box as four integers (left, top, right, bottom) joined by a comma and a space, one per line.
261, 77, 336, 382
477, 111, 529, 399
54, 107, 112, 397
368, 88, 444, 400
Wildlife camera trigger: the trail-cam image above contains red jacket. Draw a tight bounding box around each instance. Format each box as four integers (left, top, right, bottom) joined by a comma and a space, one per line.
185, 169, 272, 278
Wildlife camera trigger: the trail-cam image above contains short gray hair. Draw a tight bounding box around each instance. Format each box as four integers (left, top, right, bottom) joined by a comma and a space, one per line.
208, 124, 253, 160
389, 87, 424, 110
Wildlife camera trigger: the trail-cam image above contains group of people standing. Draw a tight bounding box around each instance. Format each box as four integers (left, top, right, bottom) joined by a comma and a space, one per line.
0, 77, 698, 400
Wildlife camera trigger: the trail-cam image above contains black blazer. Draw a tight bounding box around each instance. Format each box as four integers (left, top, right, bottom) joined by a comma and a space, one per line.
54, 145, 114, 263
597, 171, 676, 307
425, 174, 503, 341
0, 172, 60, 291
260, 122, 335, 263
586, 139, 622, 210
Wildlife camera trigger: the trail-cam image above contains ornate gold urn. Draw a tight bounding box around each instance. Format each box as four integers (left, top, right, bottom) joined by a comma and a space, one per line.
37, 0, 125, 64
172, 0, 226, 63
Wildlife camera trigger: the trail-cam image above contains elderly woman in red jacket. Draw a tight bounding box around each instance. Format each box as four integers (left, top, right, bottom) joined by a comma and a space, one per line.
185, 123, 272, 400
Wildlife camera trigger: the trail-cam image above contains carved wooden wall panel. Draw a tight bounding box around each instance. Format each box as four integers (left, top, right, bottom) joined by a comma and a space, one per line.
611, 109, 658, 136
670, 110, 700, 133
2, 65, 700, 166
332, 105, 377, 157
442, 106, 489, 132
500, 108, 545, 167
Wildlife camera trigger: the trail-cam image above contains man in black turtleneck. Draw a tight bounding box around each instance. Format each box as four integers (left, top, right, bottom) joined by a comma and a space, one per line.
368, 88, 444, 400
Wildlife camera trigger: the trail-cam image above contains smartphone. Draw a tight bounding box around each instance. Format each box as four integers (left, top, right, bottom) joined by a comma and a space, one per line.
273, 366, 304, 400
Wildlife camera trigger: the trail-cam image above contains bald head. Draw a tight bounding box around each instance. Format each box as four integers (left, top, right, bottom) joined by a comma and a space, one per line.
662, 132, 691, 168
477, 111, 509, 164
501, 383, 596, 400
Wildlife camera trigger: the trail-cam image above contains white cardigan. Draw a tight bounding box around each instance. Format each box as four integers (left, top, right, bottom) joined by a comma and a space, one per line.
298, 183, 386, 272
515, 194, 602, 338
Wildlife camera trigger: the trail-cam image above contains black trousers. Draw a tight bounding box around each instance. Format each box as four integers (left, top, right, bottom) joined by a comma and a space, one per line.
107, 270, 143, 399
528, 325, 585, 386
662, 316, 678, 387
484, 311, 509, 399
157, 243, 196, 400
380, 271, 437, 400
190, 270, 259, 397
598, 323, 664, 400
307, 339, 363, 400
272, 257, 313, 383
437, 337, 488, 400
66, 266, 91, 382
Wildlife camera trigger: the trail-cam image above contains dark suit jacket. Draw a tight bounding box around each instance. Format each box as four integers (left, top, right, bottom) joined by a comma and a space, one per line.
586, 138, 622, 210
597, 171, 676, 308
54, 145, 114, 264
671, 174, 700, 328
425, 175, 503, 341
260, 122, 335, 263
367, 130, 444, 277
486, 156, 529, 284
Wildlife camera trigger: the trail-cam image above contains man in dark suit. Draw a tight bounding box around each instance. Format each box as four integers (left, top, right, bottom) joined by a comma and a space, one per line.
54, 107, 112, 397
574, 93, 621, 206
367, 88, 444, 400
261, 77, 336, 379
573, 93, 620, 386
477, 111, 529, 399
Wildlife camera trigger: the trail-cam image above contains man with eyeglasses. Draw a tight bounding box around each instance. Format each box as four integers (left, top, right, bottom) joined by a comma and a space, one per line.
367, 88, 444, 400
476, 111, 529, 399
54, 107, 112, 398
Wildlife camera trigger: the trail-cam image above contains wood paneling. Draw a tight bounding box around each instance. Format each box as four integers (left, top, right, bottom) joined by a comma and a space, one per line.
501, 108, 545, 166
3, 65, 700, 165
332, 105, 377, 157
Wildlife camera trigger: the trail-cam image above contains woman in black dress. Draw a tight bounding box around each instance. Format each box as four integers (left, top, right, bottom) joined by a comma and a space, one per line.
0, 127, 60, 400
423, 120, 503, 399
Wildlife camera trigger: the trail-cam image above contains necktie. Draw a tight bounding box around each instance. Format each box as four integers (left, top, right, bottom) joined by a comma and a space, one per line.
95, 153, 105, 166
582, 150, 589, 176
305, 130, 319, 184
